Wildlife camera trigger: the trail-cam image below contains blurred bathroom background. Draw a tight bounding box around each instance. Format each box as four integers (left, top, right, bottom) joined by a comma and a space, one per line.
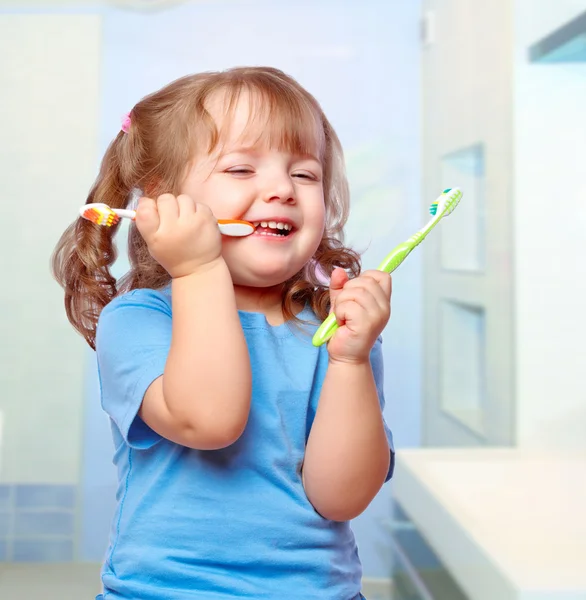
0, 0, 584, 599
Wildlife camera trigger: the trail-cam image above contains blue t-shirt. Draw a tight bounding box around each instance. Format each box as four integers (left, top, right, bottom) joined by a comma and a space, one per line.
94, 287, 394, 600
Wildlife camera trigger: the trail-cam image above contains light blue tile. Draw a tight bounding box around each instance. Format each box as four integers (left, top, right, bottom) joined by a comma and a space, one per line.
0, 511, 10, 537
0, 539, 8, 561
14, 510, 75, 537
13, 538, 74, 562
0, 485, 12, 510
15, 485, 76, 510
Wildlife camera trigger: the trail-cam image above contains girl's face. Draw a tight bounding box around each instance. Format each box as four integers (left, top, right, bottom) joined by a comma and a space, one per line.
179, 91, 326, 290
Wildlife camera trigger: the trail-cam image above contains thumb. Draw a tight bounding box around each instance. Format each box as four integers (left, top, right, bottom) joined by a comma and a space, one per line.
329, 267, 349, 312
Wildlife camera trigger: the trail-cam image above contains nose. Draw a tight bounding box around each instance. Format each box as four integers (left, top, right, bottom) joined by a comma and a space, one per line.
262, 173, 296, 205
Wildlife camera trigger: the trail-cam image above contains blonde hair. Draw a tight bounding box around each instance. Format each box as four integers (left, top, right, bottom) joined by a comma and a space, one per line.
51, 66, 361, 349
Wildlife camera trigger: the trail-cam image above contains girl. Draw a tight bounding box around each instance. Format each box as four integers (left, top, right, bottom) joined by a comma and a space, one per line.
52, 66, 394, 600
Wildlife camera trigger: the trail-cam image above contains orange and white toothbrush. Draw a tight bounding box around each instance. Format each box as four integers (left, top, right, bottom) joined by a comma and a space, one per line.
79, 202, 255, 236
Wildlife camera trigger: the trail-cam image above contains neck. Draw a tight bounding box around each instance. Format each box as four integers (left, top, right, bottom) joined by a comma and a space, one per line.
233, 284, 303, 325
234, 283, 283, 311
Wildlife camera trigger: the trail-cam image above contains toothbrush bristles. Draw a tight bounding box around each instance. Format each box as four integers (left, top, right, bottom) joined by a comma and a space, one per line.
82, 207, 120, 227
429, 188, 461, 217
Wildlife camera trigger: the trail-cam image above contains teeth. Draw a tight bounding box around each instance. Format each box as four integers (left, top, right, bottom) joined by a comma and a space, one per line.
252, 221, 293, 230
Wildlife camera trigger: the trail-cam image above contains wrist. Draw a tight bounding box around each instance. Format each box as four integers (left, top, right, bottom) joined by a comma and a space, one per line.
170, 256, 229, 281
327, 355, 370, 368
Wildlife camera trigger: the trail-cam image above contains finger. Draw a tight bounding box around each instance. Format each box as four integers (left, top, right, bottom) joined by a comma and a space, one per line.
329, 267, 350, 311
330, 267, 348, 291
342, 274, 390, 313
177, 194, 196, 218
361, 270, 392, 297
193, 202, 215, 221
156, 193, 179, 226
333, 286, 382, 326
134, 196, 159, 240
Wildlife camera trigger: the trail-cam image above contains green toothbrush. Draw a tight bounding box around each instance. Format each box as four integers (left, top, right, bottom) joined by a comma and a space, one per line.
311, 187, 463, 347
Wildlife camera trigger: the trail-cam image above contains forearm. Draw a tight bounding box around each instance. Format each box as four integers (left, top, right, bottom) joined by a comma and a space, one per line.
303, 360, 390, 521
164, 258, 252, 441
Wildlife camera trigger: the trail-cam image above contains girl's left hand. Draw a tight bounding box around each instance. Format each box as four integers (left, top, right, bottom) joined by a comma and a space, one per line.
326, 267, 392, 365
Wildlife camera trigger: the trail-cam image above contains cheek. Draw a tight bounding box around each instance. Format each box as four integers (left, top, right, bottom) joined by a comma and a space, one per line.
310, 196, 327, 230
305, 200, 326, 249
192, 183, 234, 218
209, 179, 252, 218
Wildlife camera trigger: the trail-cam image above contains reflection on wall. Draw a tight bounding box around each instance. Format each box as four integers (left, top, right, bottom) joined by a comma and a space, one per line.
345, 141, 406, 245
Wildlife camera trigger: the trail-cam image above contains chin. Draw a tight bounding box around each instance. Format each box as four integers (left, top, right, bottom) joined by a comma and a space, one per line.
235, 274, 291, 289
232, 266, 303, 289
225, 251, 304, 284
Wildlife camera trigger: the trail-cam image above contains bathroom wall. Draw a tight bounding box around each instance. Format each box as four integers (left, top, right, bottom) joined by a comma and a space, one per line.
0, 11, 101, 561
81, 0, 423, 577
513, 0, 586, 449
0, 0, 422, 580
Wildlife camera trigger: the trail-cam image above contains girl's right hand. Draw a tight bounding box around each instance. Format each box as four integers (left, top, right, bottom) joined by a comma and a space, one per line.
135, 193, 222, 279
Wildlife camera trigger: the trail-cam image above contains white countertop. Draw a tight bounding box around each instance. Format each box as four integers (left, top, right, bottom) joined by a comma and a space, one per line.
392, 447, 586, 600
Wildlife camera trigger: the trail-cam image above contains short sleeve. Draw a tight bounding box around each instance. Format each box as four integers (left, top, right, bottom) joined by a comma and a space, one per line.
370, 336, 395, 481
95, 288, 172, 450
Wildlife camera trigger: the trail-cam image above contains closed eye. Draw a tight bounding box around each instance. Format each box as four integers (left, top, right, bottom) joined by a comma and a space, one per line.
225, 168, 319, 181
225, 168, 254, 177
292, 172, 320, 181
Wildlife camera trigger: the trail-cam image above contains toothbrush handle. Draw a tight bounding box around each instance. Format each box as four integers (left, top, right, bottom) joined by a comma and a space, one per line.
311, 192, 459, 347
111, 210, 253, 237
112, 208, 137, 220
311, 312, 340, 347
375, 242, 414, 273
311, 243, 414, 347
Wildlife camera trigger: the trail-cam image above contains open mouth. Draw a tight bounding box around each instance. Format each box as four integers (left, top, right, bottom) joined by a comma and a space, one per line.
252, 221, 294, 237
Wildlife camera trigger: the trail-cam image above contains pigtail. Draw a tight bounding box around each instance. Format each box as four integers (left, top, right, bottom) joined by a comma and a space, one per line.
51, 132, 136, 350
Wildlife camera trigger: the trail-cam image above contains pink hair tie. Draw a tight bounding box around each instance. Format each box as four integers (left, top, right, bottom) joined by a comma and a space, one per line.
121, 112, 132, 133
